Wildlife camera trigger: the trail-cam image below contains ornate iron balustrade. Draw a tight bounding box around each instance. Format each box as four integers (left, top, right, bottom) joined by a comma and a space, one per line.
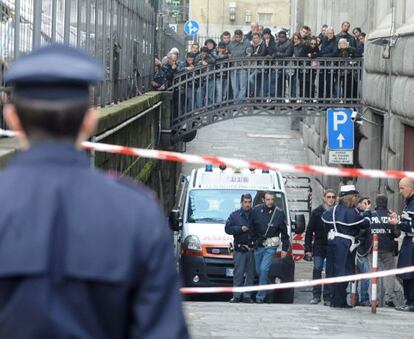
169, 57, 363, 140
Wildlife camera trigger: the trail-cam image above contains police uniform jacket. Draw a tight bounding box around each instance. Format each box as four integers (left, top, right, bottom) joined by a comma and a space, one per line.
225, 208, 252, 248
355, 208, 372, 257
370, 208, 397, 254
322, 204, 370, 276
321, 204, 371, 238
0, 143, 189, 339
304, 204, 329, 257
397, 195, 414, 280
250, 204, 290, 252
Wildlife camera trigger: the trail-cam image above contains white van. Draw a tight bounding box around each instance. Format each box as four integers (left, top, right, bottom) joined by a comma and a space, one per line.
169, 166, 305, 303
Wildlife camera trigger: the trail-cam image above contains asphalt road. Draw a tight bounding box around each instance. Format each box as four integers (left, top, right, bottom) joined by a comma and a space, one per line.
181, 116, 411, 339
185, 302, 414, 339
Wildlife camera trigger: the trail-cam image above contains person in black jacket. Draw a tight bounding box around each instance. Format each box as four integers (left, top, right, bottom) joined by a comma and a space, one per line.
322, 185, 371, 308
251, 192, 290, 303
261, 28, 276, 97
290, 33, 308, 100
356, 33, 366, 56
245, 22, 260, 42
215, 42, 230, 103
305, 189, 337, 305
355, 196, 372, 306
273, 31, 293, 98
337, 38, 359, 100
336, 21, 357, 48
1, 44, 189, 339
319, 27, 338, 100
195, 47, 216, 108
248, 32, 266, 97
225, 194, 255, 303
389, 178, 414, 312
303, 37, 320, 99
371, 194, 400, 307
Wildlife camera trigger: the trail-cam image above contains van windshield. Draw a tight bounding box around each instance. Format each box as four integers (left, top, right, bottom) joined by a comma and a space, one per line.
187, 189, 286, 224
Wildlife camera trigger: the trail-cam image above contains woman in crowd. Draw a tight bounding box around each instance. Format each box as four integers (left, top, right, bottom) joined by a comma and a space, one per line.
290, 33, 308, 100
337, 38, 358, 99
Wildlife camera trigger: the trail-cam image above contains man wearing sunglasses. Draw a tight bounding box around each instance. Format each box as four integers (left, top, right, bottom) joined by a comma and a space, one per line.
305, 189, 337, 305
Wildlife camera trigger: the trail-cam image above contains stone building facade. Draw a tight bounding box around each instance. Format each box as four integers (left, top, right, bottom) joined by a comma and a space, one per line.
292, 0, 414, 210
189, 0, 290, 37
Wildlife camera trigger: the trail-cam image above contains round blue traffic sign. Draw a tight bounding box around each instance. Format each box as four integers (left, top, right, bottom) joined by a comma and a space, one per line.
184, 20, 200, 36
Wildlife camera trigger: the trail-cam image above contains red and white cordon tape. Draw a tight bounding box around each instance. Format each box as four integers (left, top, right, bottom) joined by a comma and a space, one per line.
179, 265, 414, 294
2, 128, 414, 180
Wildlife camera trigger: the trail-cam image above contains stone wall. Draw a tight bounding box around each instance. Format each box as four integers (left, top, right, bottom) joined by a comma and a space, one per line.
94, 91, 180, 213
362, 34, 414, 210
0, 91, 180, 213
295, 0, 414, 211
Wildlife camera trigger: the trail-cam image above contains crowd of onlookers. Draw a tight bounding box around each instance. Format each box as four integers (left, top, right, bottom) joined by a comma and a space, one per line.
152, 22, 366, 110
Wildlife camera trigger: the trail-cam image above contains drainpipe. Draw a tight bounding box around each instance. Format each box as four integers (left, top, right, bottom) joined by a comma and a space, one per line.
381, 0, 396, 193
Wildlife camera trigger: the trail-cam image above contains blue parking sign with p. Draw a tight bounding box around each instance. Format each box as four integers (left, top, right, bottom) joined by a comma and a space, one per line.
327, 108, 354, 150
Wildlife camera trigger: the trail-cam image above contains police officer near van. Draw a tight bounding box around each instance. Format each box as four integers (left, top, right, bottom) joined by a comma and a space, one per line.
0, 44, 189, 338
251, 191, 290, 303
389, 177, 414, 312
304, 189, 337, 305
322, 185, 371, 308
225, 193, 255, 303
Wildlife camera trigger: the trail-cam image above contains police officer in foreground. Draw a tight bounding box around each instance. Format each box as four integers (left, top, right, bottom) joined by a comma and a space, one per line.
389, 177, 414, 312
251, 191, 290, 303
322, 185, 371, 308
225, 193, 255, 303
304, 189, 337, 305
1, 44, 189, 339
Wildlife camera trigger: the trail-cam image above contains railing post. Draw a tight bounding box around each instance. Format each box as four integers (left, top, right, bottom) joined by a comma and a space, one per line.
64, 0, 71, 44
32, 0, 42, 49
14, 0, 21, 59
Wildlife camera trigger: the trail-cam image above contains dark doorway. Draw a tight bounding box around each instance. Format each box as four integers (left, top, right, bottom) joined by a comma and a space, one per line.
404, 124, 414, 171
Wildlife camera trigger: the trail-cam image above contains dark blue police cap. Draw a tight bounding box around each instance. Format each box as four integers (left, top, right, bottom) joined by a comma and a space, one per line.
5, 43, 104, 101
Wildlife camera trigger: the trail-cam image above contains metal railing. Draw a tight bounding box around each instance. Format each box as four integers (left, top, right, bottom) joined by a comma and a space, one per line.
0, 0, 156, 108
169, 57, 363, 139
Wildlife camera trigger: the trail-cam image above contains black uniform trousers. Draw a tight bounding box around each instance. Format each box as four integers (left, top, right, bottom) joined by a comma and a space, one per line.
403, 279, 414, 305
327, 238, 355, 307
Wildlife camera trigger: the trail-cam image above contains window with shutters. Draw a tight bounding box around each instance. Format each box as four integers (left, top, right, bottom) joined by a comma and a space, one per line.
257, 12, 272, 25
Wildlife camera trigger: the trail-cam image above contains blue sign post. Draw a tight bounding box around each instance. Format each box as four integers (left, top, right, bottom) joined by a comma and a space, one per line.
327, 108, 355, 150
184, 20, 200, 36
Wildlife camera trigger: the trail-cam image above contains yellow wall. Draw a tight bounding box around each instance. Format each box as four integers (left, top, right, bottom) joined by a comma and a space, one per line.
189, 0, 290, 36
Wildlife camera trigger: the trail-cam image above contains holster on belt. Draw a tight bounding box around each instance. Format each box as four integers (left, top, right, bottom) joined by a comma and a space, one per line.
328, 230, 359, 253
235, 244, 250, 252
349, 241, 360, 253
263, 236, 280, 248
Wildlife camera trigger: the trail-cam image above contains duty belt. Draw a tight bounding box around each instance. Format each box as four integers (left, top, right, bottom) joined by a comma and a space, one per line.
328, 230, 359, 252
330, 205, 360, 253
263, 236, 280, 248
401, 231, 414, 243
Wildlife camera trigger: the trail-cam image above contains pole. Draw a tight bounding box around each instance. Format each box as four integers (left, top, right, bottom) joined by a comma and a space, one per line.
381, 0, 396, 192
351, 264, 357, 307
371, 233, 379, 313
